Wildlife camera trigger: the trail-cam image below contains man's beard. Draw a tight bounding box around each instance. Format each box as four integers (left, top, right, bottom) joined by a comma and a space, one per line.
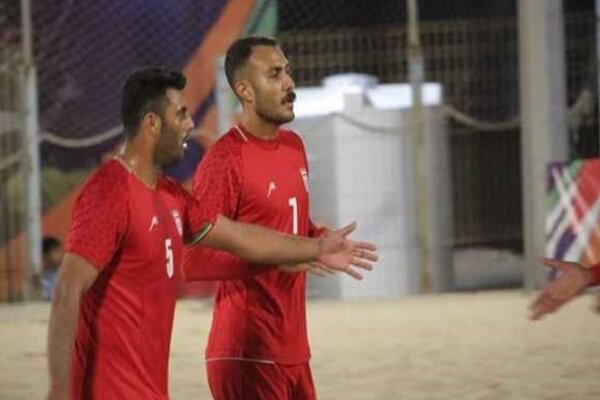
254, 91, 296, 125
154, 125, 184, 168
256, 106, 294, 125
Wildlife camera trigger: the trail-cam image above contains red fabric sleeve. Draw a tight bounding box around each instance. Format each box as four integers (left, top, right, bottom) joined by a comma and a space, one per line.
66, 164, 129, 270
182, 246, 274, 281
183, 135, 254, 280
180, 188, 218, 243
192, 135, 242, 219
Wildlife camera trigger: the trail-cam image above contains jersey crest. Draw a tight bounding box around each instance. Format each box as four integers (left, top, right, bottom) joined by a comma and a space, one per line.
171, 209, 183, 237
300, 168, 309, 192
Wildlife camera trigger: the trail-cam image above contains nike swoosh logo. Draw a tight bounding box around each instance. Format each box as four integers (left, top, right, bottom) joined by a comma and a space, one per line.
267, 182, 277, 197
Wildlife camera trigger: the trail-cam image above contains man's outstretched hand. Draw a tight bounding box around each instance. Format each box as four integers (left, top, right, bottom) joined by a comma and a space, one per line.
529, 258, 593, 321
316, 222, 378, 280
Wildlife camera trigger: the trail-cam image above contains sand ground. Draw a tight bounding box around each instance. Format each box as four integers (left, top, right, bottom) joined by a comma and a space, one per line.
2, 290, 600, 400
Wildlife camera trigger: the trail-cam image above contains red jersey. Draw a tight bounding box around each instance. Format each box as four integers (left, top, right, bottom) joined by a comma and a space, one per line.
189, 124, 316, 365
66, 159, 215, 400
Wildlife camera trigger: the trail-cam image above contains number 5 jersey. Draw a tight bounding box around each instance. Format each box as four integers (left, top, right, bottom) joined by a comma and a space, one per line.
67, 159, 215, 399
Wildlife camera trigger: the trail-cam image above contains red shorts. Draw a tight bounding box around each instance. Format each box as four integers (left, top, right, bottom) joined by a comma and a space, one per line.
206, 359, 316, 400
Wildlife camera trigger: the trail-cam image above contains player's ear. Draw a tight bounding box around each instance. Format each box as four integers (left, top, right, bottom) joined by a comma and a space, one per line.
235, 80, 254, 104
144, 112, 162, 138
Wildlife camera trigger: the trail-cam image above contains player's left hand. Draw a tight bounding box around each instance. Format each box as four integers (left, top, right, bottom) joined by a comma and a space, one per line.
317, 222, 378, 280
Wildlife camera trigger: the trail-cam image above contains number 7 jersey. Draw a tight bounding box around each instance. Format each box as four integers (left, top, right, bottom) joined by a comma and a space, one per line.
191, 124, 314, 365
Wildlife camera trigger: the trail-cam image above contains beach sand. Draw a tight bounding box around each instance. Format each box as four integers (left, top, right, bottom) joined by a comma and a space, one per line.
2, 290, 600, 399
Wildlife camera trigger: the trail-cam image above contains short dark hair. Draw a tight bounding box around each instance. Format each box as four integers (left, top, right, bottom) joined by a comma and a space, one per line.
225, 36, 281, 95
42, 236, 61, 256
121, 67, 186, 138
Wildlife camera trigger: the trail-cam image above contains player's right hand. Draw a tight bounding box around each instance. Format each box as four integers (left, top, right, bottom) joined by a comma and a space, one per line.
529, 258, 592, 320
316, 222, 378, 279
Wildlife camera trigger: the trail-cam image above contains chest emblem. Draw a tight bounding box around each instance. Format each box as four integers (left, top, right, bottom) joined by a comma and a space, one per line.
171, 209, 183, 237
300, 168, 309, 192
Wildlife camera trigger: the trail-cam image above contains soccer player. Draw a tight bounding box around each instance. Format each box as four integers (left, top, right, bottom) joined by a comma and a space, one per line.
184, 36, 378, 400
45, 67, 376, 400
529, 258, 600, 320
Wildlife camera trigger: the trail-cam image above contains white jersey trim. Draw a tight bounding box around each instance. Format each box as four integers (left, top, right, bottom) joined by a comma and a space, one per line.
233, 125, 248, 142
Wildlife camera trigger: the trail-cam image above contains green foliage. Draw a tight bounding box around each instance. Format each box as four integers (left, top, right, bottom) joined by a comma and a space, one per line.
40, 167, 89, 211
1, 167, 89, 242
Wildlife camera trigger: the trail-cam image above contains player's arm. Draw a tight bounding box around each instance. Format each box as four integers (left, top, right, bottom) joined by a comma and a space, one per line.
184, 218, 329, 281
187, 139, 377, 275
529, 258, 600, 320
46, 254, 98, 399
183, 226, 355, 282
200, 214, 326, 264
183, 220, 334, 281
188, 215, 376, 271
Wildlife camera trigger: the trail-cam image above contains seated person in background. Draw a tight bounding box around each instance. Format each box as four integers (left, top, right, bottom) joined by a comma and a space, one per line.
41, 236, 62, 300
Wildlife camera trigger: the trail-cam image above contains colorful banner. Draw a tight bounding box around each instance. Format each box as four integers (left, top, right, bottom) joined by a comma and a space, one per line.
546, 159, 600, 267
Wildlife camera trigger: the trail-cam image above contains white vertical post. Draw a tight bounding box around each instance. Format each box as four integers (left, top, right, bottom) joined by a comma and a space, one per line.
407, 0, 431, 292
519, 0, 568, 290
20, 0, 42, 299
215, 55, 234, 135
